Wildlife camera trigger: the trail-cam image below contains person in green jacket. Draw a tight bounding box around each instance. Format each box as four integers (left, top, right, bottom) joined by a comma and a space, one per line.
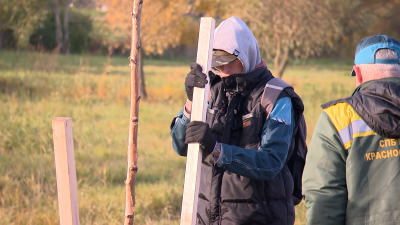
302, 34, 400, 225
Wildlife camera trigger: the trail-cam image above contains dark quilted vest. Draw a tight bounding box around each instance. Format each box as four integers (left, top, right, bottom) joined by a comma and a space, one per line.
196, 67, 295, 225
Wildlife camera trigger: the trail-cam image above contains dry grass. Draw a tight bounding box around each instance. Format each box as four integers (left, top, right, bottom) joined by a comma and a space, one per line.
0, 51, 354, 224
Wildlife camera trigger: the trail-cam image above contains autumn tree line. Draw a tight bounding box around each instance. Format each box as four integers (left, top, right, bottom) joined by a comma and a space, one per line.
1, 0, 400, 76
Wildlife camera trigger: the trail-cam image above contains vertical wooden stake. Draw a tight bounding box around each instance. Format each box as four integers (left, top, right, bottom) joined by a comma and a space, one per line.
52, 117, 80, 225
124, 0, 143, 225
180, 17, 215, 225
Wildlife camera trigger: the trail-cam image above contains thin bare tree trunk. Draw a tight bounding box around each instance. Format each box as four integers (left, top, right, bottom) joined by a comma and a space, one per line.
124, 0, 143, 225
52, 0, 62, 53
62, 0, 70, 54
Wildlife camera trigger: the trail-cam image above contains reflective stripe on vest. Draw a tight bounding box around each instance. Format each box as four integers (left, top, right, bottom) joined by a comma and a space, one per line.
324, 102, 377, 149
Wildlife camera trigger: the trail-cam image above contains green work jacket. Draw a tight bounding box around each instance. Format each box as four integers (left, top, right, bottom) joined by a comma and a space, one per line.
302, 78, 400, 225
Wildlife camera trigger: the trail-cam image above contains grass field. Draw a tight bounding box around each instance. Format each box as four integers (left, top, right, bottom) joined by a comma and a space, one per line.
0, 51, 354, 224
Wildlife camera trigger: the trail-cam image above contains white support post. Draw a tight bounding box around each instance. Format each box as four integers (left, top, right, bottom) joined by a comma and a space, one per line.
180, 17, 215, 225
52, 117, 80, 225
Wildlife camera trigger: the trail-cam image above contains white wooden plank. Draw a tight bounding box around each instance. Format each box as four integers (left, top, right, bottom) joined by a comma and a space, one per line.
180, 17, 215, 225
52, 117, 80, 225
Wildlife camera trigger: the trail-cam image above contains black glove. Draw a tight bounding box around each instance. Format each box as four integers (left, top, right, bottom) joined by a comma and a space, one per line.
185, 63, 208, 101
185, 121, 216, 156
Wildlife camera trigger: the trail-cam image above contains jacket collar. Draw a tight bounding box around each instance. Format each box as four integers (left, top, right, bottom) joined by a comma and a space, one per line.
352, 77, 400, 95
350, 77, 400, 138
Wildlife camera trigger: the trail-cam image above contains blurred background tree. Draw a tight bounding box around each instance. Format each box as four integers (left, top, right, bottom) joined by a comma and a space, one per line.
1, 0, 399, 76
93, 0, 195, 55
30, 9, 92, 54
93, 0, 195, 98
214, 0, 388, 77
50, 0, 71, 54
0, 0, 49, 49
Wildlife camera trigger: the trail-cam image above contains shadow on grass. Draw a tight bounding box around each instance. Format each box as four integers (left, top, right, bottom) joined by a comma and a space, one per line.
0, 77, 50, 99
0, 50, 193, 77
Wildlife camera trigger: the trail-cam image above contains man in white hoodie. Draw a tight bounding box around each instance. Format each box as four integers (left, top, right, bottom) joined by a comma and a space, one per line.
170, 17, 302, 225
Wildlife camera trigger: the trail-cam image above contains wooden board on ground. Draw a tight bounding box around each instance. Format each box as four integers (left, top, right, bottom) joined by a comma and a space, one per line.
180, 17, 215, 225
52, 117, 80, 225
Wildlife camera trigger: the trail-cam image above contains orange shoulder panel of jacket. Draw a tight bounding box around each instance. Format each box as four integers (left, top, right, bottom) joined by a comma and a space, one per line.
323, 102, 361, 132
